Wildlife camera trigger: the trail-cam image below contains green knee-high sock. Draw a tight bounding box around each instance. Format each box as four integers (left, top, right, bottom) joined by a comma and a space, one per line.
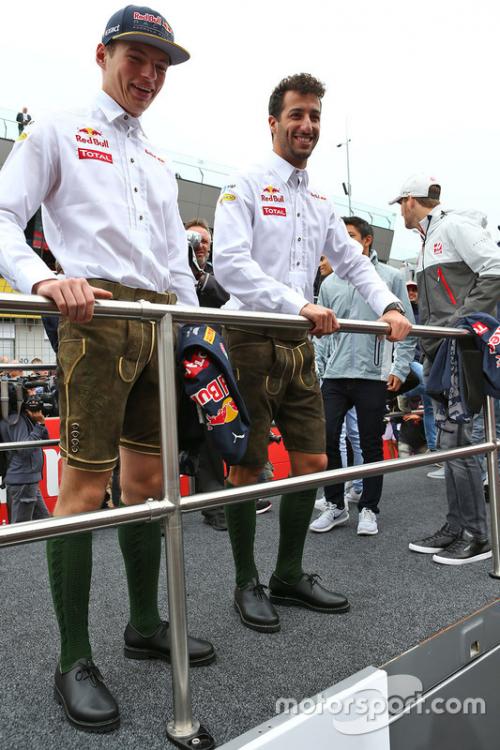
224, 481, 258, 588
118, 518, 162, 636
274, 489, 316, 585
47, 532, 93, 673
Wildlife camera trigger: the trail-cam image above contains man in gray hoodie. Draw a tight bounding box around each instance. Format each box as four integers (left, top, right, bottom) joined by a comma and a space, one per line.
390, 174, 500, 565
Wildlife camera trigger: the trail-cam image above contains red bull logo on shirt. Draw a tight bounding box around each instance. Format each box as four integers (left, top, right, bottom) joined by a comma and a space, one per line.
76, 129, 110, 149
79, 127, 102, 137
261, 185, 284, 203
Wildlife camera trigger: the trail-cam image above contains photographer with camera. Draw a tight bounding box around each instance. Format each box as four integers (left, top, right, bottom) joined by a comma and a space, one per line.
185, 219, 230, 530
186, 218, 230, 309
0, 392, 50, 523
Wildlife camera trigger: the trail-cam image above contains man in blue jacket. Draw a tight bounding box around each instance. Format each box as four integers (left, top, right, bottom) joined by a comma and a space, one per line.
0, 395, 50, 523
311, 217, 415, 536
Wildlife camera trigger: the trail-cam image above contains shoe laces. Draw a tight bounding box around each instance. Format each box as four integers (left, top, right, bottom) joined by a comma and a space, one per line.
253, 583, 269, 599
440, 537, 467, 554
430, 524, 456, 542
360, 508, 375, 521
304, 573, 322, 588
75, 661, 103, 687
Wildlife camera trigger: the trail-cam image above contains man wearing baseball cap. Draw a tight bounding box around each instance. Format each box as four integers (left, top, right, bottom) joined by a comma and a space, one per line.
390, 174, 500, 565
0, 6, 215, 733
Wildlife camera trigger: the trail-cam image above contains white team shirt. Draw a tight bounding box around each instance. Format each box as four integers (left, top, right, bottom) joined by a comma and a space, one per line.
0, 91, 198, 306
213, 151, 398, 316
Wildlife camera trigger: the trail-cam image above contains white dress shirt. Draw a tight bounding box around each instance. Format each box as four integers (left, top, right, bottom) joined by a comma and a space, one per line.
0, 91, 198, 306
213, 151, 398, 316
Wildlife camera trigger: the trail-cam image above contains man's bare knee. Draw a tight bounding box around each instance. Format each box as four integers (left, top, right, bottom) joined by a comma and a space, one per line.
120, 449, 163, 505
229, 464, 263, 487
55, 464, 112, 516
289, 451, 327, 476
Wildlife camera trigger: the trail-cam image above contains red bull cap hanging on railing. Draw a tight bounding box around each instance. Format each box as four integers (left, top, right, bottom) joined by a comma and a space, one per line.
178, 325, 251, 465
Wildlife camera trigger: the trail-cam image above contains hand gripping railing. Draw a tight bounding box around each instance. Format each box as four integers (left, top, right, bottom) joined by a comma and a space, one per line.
0, 292, 498, 749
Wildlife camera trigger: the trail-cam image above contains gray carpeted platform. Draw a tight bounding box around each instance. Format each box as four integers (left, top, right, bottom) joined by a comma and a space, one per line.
0, 465, 498, 749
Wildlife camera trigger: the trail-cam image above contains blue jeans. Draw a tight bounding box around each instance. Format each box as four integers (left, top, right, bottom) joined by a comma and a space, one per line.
404, 361, 437, 451
339, 407, 363, 494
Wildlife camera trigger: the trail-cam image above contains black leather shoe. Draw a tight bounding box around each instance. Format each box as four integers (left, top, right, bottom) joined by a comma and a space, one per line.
202, 507, 228, 531
54, 659, 120, 733
124, 621, 216, 666
234, 578, 280, 632
269, 573, 350, 613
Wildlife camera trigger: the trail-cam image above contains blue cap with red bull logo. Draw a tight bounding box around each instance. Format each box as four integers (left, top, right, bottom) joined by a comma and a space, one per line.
102, 5, 190, 65
178, 325, 251, 465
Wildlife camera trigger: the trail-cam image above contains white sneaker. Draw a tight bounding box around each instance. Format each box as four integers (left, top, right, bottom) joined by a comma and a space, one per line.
427, 467, 445, 479
345, 486, 362, 503
310, 503, 349, 533
314, 495, 329, 512
357, 508, 378, 536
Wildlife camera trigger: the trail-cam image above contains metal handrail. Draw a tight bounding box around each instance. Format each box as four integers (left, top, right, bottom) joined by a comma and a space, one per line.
0, 292, 497, 748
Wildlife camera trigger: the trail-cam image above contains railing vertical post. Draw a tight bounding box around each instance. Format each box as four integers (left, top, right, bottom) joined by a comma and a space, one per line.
485, 396, 500, 579
156, 313, 199, 739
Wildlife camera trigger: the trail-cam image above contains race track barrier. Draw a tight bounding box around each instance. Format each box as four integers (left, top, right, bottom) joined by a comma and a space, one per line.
0, 292, 498, 749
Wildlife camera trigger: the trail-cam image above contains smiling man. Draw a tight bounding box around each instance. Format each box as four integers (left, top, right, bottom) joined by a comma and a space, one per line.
0, 5, 215, 734
213, 73, 412, 635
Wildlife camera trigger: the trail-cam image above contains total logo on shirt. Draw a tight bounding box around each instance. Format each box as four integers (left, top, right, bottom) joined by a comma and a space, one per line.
263, 206, 287, 217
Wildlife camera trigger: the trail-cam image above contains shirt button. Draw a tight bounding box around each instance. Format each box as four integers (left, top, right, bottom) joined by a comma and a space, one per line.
297, 237, 302, 242
297, 212, 301, 217
124, 115, 129, 120
130, 158, 135, 163
134, 187, 138, 192
296, 262, 300, 266
139, 215, 143, 221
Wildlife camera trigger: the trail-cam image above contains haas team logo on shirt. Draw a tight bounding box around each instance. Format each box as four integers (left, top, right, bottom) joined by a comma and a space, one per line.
433, 242, 443, 255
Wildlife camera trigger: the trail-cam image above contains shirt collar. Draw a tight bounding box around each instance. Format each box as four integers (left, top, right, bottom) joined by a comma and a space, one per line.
93, 90, 144, 134
418, 203, 443, 231
266, 151, 309, 188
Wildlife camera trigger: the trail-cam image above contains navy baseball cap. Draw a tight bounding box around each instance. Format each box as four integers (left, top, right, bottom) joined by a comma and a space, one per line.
102, 5, 190, 65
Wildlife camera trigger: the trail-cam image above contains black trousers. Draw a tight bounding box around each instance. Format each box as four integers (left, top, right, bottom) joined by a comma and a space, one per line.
322, 378, 387, 513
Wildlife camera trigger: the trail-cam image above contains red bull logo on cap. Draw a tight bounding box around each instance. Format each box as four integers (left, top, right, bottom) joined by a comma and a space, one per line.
206, 397, 239, 428
183, 352, 210, 379
191, 375, 229, 407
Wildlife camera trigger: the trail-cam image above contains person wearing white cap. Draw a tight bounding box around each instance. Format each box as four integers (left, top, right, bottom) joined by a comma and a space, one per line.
0, 5, 214, 733
390, 174, 500, 565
